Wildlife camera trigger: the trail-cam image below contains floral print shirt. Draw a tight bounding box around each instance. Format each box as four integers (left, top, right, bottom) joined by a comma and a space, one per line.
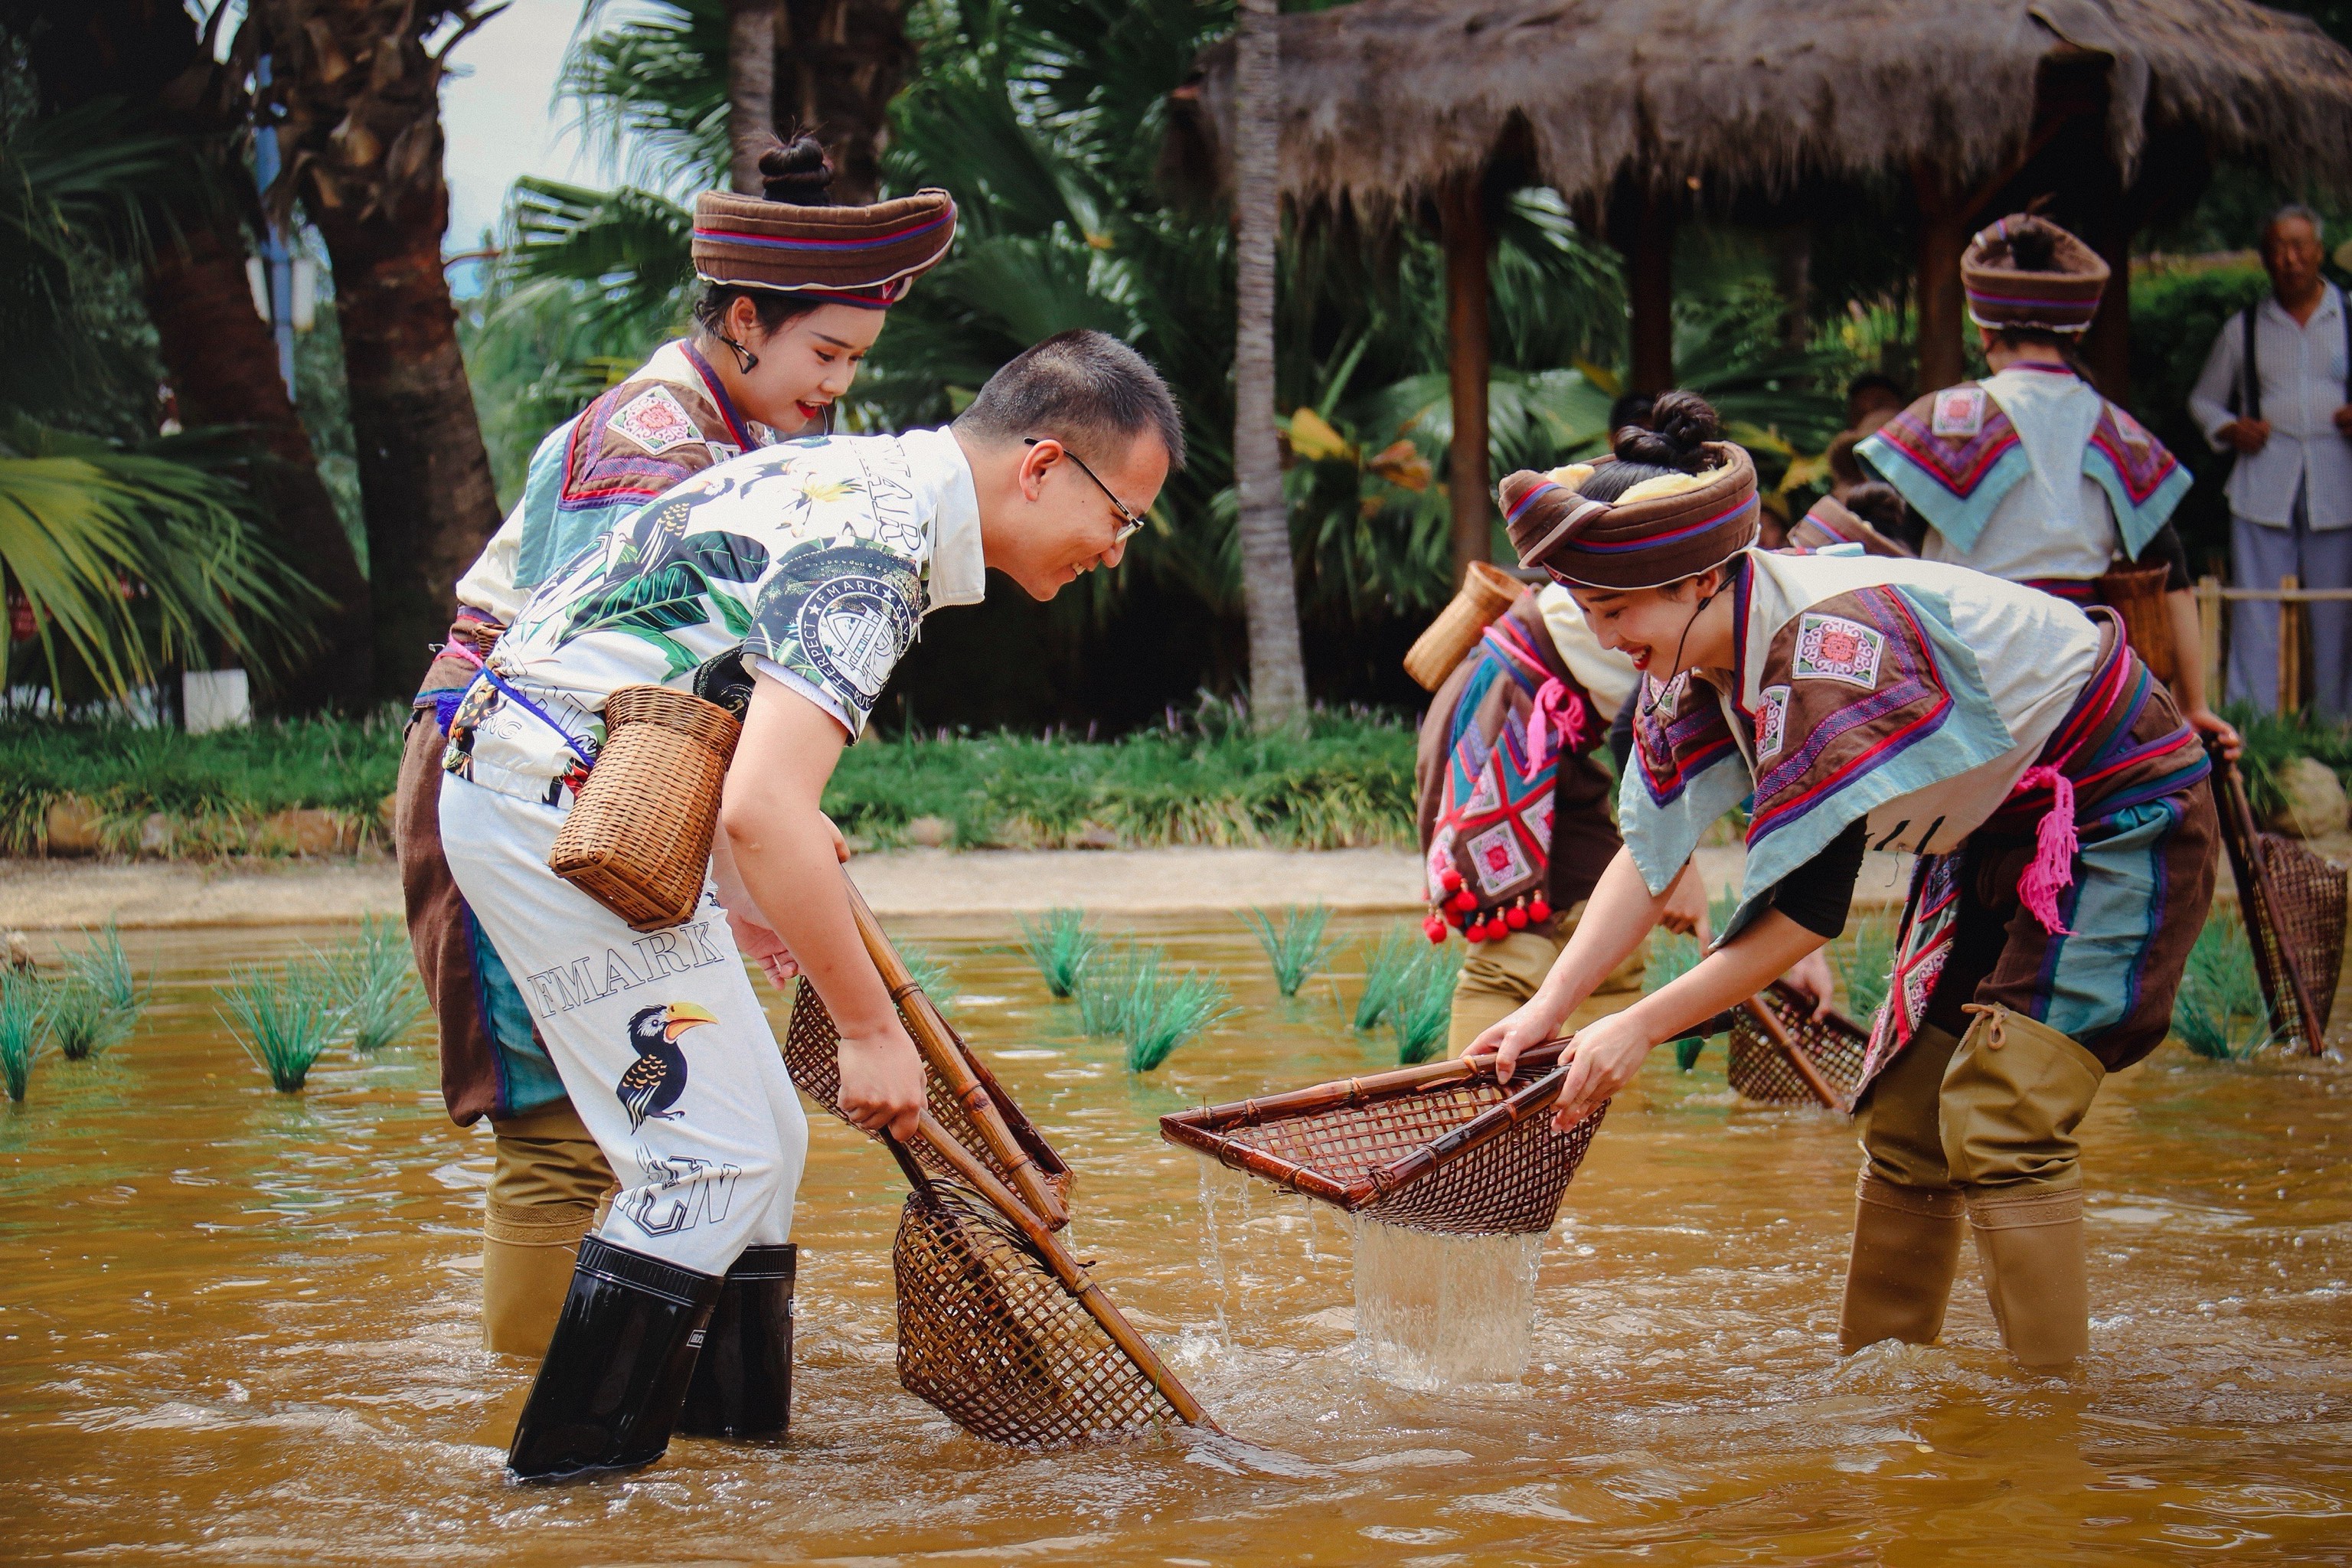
445, 427, 984, 799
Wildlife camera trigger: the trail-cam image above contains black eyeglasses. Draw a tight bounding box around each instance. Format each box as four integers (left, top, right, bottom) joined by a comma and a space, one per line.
1025, 438, 1145, 545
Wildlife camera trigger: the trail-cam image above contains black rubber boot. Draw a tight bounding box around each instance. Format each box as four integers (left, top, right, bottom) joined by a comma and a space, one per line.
505, 1234, 721, 1482
678, 1243, 795, 1439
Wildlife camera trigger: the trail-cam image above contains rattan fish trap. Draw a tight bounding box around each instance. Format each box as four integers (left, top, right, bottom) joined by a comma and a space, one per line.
786, 975, 1073, 1220
547, 684, 741, 932
1161, 1042, 1603, 1236
1726, 982, 1869, 1112
2217, 756, 2345, 1054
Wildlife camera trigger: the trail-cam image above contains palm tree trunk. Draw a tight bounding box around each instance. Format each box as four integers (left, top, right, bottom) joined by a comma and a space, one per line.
727, 0, 779, 194
250, 1, 503, 704
1230, 0, 1307, 729
774, 0, 915, 205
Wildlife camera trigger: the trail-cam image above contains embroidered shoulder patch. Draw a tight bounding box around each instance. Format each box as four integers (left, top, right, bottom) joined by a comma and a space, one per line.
1792, 614, 1886, 689
2105, 402, 2153, 453
1426, 825, 1457, 900
1755, 684, 1791, 760
608, 387, 704, 456
1930, 387, 1987, 439
1465, 821, 1534, 895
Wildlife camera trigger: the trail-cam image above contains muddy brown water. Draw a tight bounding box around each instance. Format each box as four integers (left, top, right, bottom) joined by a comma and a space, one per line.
3, 916, 2350, 1566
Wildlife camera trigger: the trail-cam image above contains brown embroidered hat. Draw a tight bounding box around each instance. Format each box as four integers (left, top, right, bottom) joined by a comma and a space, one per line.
1501, 443, 1759, 590
1788, 494, 1913, 558
690, 188, 957, 308
1962, 214, 2109, 335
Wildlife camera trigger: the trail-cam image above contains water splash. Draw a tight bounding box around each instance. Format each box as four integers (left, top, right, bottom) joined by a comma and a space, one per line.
1193, 1152, 1234, 1348
1349, 1217, 1544, 1387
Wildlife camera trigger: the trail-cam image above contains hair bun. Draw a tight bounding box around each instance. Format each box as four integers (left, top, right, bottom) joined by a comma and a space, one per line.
1611, 390, 1720, 473
2006, 223, 2058, 273
758, 134, 835, 206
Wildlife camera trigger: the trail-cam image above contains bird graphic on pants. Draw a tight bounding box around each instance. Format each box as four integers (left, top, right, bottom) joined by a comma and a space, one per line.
615, 1001, 719, 1131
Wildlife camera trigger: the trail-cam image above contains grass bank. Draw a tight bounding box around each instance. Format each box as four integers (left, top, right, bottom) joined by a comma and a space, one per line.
0, 707, 1418, 858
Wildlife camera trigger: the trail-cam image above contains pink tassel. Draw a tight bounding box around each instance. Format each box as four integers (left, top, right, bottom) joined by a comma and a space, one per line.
1527, 678, 1591, 768
2013, 765, 2078, 936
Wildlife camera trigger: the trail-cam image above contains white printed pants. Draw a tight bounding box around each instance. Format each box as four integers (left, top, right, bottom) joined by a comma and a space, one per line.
439, 773, 808, 1276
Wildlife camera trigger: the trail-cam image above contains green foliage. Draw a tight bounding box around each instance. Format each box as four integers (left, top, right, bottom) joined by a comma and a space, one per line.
1016, 907, 1101, 998
826, 706, 1416, 850
40, 920, 145, 1060
0, 716, 403, 856
2227, 704, 2352, 819
1, 972, 49, 1102
2173, 910, 2272, 1061
324, 916, 426, 1053
1390, 944, 1465, 1065
897, 942, 959, 1021
1074, 946, 1236, 1070
219, 958, 347, 1093
1240, 903, 1341, 998
1834, 915, 1896, 1027
1645, 931, 1710, 1071
1351, 923, 1426, 1032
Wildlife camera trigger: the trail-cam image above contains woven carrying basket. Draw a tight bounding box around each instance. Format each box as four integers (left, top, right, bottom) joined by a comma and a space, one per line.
2094, 563, 2179, 688
548, 684, 742, 932
785, 975, 1075, 1222
1403, 561, 1524, 691
2216, 755, 2344, 1054
1161, 1042, 1603, 1236
1726, 982, 1870, 1112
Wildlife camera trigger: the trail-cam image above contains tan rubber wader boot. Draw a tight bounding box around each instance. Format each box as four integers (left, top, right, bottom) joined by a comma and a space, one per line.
1839, 1171, 1966, 1354
482, 1200, 598, 1355
1965, 1184, 2089, 1368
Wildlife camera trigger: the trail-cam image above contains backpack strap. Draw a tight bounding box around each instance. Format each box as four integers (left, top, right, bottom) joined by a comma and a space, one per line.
2243, 302, 2262, 423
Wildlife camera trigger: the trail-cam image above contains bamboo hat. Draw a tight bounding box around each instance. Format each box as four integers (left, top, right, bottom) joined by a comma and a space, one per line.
1962, 214, 2109, 335
1501, 444, 1759, 590
690, 188, 958, 308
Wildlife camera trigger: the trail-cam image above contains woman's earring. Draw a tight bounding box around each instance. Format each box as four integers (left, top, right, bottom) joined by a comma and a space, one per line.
720, 333, 760, 374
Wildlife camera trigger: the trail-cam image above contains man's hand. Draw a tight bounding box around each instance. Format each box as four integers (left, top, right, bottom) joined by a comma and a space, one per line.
727, 908, 801, 988
1546, 1008, 1651, 1130
2188, 704, 2244, 762
823, 812, 851, 864
2334, 405, 2352, 438
837, 1018, 926, 1140
2220, 417, 2272, 454
1779, 948, 1838, 1021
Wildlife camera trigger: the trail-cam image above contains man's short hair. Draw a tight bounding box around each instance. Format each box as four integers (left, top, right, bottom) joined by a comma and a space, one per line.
2265, 203, 2325, 245
955, 329, 1185, 471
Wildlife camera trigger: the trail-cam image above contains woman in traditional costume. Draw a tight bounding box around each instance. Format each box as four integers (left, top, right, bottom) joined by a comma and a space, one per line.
390, 136, 956, 1359
1476, 394, 2218, 1370
1854, 213, 2236, 756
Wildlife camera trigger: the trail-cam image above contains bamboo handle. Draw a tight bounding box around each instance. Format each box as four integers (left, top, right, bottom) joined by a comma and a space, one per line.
1375, 1061, 1586, 1196
910, 1111, 1218, 1432
843, 876, 1070, 1227
1739, 995, 1850, 1113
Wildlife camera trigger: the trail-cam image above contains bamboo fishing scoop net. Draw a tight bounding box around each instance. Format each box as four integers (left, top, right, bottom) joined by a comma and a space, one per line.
783, 877, 1072, 1227
2213, 749, 2344, 1055
1161, 1041, 1606, 1236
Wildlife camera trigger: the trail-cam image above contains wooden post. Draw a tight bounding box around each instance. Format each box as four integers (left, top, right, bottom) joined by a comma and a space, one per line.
1913, 160, 1968, 391
1627, 186, 1675, 394
2280, 573, 2304, 713
1440, 174, 1493, 586
2197, 574, 2223, 712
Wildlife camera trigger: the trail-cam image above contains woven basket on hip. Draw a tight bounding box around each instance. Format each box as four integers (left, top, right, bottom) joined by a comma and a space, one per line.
1725, 982, 1869, 1113
1403, 561, 1524, 691
2094, 563, 2178, 688
548, 684, 743, 932
1161, 1041, 1603, 1236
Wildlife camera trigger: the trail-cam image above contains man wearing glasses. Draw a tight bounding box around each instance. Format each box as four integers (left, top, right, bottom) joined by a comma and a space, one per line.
437, 328, 1181, 1481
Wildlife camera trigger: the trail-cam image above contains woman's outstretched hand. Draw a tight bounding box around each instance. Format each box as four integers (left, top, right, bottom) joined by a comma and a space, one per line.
1545, 1008, 1654, 1130
1469, 995, 1568, 1084
1779, 948, 1837, 1021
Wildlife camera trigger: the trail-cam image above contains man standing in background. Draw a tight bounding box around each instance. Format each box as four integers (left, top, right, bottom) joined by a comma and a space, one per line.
2190, 204, 2352, 716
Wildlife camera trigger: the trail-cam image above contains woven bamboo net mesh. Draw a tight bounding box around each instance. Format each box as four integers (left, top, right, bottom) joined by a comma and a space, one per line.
1726, 986, 1870, 1109
2249, 829, 2347, 1047
782, 980, 1073, 1217
892, 1175, 1182, 1447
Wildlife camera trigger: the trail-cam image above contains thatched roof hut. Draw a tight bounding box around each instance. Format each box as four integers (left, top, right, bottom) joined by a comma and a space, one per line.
1172, 0, 2352, 577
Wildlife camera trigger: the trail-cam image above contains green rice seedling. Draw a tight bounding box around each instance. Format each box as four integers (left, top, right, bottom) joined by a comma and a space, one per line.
1119, 959, 1237, 1073
1016, 907, 1101, 998
1645, 931, 1710, 1070
1072, 949, 1137, 1038
324, 916, 427, 1053
1390, 945, 1465, 1065
1351, 923, 1425, 1031
2173, 910, 2271, 1061
897, 942, 959, 1021
1240, 903, 1344, 997
1, 974, 49, 1102
59, 920, 146, 1044
220, 959, 347, 1092
40, 975, 115, 1061
1834, 914, 1896, 1026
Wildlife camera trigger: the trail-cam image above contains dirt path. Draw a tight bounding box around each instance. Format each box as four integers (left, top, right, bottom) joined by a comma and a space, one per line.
1, 845, 1919, 930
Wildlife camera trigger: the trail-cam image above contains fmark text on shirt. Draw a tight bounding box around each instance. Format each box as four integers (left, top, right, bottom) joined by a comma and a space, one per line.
524, 919, 730, 1019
